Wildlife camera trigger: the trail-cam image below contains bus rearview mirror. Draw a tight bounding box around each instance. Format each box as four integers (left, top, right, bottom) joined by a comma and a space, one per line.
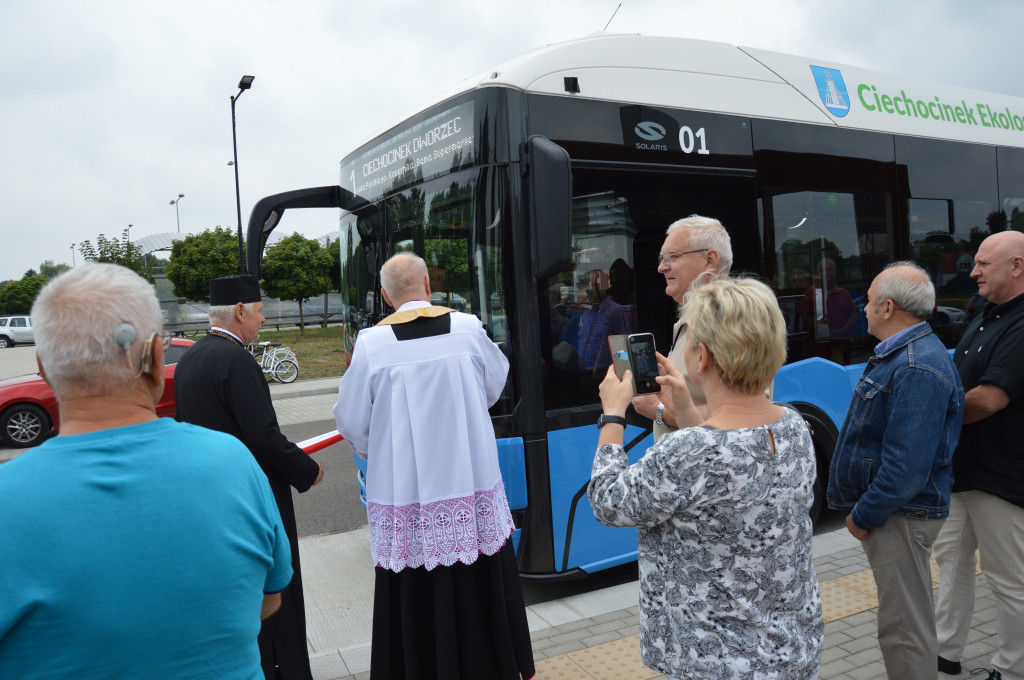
525, 136, 572, 280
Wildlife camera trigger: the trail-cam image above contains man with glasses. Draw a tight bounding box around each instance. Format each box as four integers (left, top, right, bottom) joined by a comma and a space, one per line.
174, 274, 324, 680
0, 263, 292, 679
633, 214, 733, 438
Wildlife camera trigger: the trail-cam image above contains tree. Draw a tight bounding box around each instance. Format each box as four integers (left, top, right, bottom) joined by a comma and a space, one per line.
39, 260, 70, 279
325, 236, 342, 292
78, 229, 150, 280
260, 233, 333, 336
164, 227, 241, 302
0, 274, 48, 315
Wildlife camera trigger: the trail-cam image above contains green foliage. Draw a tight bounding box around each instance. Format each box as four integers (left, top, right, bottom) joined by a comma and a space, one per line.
164, 227, 241, 302
326, 236, 342, 292
78, 229, 150, 280
261, 233, 333, 335
39, 260, 70, 279
0, 274, 48, 315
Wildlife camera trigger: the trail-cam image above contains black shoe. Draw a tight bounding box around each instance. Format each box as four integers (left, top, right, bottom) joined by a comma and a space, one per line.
937, 656, 961, 675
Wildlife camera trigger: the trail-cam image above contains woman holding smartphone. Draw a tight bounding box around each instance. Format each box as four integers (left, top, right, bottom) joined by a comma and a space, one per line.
588, 277, 823, 680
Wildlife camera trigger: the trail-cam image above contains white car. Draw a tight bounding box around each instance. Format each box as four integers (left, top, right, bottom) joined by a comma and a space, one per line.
0, 316, 34, 348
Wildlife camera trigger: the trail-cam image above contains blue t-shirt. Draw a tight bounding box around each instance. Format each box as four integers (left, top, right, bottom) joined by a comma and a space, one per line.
0, 418, 292, 680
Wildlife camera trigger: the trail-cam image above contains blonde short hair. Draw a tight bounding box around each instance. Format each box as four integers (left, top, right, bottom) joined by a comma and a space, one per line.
681, 277, 786, 394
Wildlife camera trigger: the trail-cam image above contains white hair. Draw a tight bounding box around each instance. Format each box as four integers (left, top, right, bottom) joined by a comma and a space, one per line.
877, 261, 935, 320
208, 302, 260, 327
32, 263, 162, 395
666, 214, 734, 277
380, 252, 428, 300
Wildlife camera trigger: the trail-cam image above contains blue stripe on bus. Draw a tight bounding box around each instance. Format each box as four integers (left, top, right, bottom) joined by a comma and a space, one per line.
547, 424, 652, 573
772, 356, 861, 430
496, 437, 528, 510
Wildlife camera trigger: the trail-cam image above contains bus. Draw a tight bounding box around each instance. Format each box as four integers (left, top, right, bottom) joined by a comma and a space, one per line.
245, 33, 1024, 579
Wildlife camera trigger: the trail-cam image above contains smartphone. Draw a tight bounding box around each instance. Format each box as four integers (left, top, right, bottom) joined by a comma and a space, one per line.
609, 334, 631, 381
608, 333, 660, 394
627, 333, 660, 394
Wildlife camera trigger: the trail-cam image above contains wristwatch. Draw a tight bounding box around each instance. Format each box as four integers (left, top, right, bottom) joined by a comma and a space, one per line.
655, 402, 666, 427
597, 414, 627, 429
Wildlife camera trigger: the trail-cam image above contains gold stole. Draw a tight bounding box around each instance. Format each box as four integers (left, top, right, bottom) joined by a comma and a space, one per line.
377, 306, 455, 326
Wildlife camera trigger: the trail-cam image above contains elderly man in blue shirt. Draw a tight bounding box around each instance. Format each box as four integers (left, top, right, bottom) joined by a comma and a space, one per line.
828, 261, 965, 680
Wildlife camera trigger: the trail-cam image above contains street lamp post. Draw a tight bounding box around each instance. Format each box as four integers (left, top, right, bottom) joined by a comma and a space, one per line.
70, 243, 76, 267
230, 75, 255, 274
169, 193, 185, 233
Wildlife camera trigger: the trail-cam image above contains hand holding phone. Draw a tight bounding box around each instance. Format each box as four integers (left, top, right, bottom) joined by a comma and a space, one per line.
608, 333, 660, 394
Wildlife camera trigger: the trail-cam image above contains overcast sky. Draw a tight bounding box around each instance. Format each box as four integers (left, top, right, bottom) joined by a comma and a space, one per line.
2, 0, 1022, 283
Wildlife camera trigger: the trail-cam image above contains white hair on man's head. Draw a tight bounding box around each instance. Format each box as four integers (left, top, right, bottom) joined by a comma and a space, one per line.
32, 262, 162, 395
208, 303, 259, 327
380, 251, 428, 300
666, 214, 734, 277
877, 260, 935, 320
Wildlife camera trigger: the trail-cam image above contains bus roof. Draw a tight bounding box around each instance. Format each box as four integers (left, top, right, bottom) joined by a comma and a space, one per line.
368, 33, 1024, 152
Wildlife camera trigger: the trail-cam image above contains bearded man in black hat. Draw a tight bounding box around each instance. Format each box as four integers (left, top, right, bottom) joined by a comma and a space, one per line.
174, 274, 323, 680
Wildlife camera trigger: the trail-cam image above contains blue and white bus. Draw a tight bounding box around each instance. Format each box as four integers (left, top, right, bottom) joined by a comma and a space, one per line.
246, 33, 1024, 579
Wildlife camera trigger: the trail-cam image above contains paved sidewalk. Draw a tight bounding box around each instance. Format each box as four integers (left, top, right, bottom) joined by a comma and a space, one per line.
301, 526, 1000, 680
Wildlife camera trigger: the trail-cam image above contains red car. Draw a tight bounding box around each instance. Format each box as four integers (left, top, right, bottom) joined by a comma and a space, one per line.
0, 337, 195, 449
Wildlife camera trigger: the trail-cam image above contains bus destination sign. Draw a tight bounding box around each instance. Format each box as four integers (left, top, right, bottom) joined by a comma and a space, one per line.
341, 101, 474, 201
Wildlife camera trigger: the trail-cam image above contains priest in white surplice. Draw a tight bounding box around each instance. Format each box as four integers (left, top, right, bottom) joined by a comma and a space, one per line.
333, 252, 535, 680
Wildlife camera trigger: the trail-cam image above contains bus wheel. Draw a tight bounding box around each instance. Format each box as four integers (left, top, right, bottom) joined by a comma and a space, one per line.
791, 403, 838, 526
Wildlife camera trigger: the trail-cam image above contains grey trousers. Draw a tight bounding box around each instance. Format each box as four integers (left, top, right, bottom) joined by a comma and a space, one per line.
861, 515, 944, 680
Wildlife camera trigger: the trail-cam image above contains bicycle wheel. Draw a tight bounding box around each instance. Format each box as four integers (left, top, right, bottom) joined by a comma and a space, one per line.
273, 359, 299, 384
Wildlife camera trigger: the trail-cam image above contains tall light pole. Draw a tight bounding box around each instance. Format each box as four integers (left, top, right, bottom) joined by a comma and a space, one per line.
231, 75, 255, 274
169, 193, 185, 233
70, 243, 76, 267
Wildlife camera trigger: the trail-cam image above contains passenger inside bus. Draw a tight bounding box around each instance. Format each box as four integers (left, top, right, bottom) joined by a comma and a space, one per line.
802, 257, 862, 362
577, 259, 637, 371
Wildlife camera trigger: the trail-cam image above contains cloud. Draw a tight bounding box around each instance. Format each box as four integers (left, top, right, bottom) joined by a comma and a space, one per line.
1, 0, 1022, 282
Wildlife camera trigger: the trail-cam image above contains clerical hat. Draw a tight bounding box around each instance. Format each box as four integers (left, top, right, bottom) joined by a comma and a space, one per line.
209, 275, 262, 306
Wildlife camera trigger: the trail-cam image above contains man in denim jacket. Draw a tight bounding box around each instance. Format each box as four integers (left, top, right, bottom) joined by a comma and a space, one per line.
828, 261, 965, 680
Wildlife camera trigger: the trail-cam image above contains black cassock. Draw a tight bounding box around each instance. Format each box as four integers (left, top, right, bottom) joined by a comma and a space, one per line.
174, 333, 320, 680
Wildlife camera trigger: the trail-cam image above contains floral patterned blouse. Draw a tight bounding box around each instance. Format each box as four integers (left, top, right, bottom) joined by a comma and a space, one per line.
588, 407, 823, 679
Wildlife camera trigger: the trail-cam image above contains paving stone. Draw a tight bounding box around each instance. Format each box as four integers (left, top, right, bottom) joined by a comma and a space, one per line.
844, 660, 887, 680
544, 639, 588, 657
555, 618, 597, 634
582, 630, 624, 647
820, 657, 857, 677
587, 620, 627, 637
616, 623, 640, 638
837, 633, 878, 655
547, 629, 593, 646
589, 610, 632, 625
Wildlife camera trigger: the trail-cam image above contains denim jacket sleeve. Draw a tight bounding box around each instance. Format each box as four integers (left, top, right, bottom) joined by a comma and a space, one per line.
850, 364, 958, 530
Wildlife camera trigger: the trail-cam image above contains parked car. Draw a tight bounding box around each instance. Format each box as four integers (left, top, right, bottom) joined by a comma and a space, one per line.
0, 316, 34, 348
0, 337, 195, 448
430, 291, 468, 311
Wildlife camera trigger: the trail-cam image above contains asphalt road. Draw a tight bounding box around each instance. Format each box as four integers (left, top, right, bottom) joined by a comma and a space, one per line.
282, 418, 367, 538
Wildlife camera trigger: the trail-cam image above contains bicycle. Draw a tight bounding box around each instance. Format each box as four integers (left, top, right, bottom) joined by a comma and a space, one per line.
248, 341, 300, 384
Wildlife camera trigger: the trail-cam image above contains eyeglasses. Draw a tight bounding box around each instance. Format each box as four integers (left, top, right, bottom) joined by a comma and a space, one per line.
656, 249, 708, 265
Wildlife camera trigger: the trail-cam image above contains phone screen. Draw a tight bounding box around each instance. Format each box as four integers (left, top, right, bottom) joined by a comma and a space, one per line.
628, 333, 659, 394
